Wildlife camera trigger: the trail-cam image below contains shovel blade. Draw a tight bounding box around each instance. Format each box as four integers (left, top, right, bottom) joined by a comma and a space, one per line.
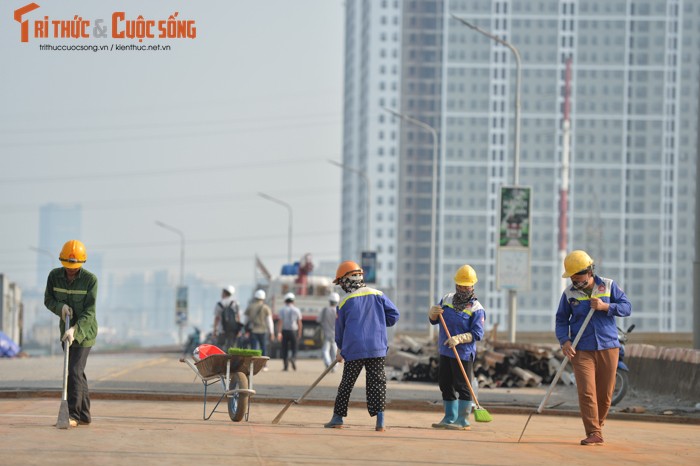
56, 400, 71, 429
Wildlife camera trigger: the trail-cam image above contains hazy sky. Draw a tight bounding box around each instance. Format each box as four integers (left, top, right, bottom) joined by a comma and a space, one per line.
0, 0, 345, 291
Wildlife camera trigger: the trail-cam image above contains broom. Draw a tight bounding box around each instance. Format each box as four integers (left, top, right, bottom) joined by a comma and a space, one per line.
438, 314, 492, 422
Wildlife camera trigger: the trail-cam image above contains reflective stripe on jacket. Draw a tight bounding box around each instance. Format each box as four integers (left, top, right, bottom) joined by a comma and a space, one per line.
335, 286, 399, 362
44, 267, 98, 347
555, 275, 632, 351
429, 293, 485, 362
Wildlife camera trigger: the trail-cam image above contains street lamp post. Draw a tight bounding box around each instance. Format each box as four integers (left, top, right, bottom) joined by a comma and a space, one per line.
451, 14, 521, 185
452, 13, 523, 343
258, 192, 293, 264
155, 221, 185, 285
328, 159, 371, 253
156, 220, 186, 345
383, 107, 439, 339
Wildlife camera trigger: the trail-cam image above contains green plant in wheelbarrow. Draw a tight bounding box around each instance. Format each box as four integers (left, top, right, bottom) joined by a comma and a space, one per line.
227, 347, 263, 357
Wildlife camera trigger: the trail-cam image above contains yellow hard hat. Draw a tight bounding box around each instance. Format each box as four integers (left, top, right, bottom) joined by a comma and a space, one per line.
59, 240, 87, 269
454, 265, 478, 286
333, 260, 363, 284
562, 250, 594, 278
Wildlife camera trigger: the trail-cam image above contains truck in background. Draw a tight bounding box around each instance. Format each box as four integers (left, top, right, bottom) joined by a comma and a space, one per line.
254, 254, 337, 358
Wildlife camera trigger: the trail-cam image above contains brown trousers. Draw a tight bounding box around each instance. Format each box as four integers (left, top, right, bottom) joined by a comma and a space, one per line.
571, 348, 619, 437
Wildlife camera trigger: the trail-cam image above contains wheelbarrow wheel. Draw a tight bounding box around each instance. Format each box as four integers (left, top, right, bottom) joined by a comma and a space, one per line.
228, 372, 249, 422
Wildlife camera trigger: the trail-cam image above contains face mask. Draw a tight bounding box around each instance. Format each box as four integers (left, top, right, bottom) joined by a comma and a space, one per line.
572, 277, 589, 290
454, 287, 474, 301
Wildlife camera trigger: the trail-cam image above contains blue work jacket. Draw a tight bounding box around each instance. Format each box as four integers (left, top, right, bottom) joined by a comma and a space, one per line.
555, 275, 632, 351
335, 286, 399, 362
429, 293, 485, 362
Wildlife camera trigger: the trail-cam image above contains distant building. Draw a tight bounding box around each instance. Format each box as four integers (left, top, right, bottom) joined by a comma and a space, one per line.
0, 274, 23, 346
341, 1, 403, 292
36, 203, 81, 288
342, 0, 698, 333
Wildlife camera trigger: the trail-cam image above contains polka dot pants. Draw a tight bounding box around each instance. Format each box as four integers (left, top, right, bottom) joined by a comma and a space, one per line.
332, 357, 386, 418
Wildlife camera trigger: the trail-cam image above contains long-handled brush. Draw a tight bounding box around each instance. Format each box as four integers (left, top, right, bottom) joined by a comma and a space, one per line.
517, 306, 596, 443
271, 360, 337, 424
438, 314, 492, 422
56, 315, 71, 429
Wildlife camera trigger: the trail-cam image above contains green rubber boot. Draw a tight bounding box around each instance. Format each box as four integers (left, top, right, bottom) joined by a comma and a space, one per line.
431, 400, 458, 428
446, 400, 472, 430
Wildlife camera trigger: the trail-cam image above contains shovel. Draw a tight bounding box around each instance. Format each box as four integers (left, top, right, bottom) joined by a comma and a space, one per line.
517, 306, 596, 443
56, 315, 71, 429
272, 360, 337, 424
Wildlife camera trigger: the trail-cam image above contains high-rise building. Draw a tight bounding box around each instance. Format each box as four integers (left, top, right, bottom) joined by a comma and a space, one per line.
36, 203, 81, 287
342, 0, 698, 333
341, 0, 403, 293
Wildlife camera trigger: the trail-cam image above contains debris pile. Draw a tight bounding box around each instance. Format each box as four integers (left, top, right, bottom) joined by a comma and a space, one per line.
387, 329, 574, 388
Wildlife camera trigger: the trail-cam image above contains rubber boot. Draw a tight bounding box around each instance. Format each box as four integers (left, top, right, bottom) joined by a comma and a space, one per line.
445, 400, 472, 430
375, 411, 385, 432
431, 400, 458, 428
324, 413, 344, 429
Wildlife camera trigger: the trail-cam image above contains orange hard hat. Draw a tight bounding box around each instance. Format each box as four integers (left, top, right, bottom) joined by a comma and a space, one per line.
333, 260, 363, 284
59, 240, 87, 269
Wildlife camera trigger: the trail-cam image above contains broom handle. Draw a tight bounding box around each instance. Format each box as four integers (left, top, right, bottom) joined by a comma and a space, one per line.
438, 314, 481, 407
535, 306, 595, 413
295, 359, 337, 403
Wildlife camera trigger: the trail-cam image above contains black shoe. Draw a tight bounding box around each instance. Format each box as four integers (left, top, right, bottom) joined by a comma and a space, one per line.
291, 360, 297, 371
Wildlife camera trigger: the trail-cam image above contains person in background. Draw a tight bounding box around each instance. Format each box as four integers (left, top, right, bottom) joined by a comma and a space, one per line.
44, 239, 98, 428
557, 250, 632, 446
428, 264, 485, 431
318, 292, 339, 371
244, 289, 275, 359
276, 292, 302, 371
212, 285, 240, 351
324, 261, 399, 432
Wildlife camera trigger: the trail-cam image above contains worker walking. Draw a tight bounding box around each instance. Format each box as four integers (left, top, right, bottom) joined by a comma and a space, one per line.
556, 250, 632, 446
318, 292, 339, 370
324, 261, 399, 432
244, 290, 275, 357
44, 240, 98, 428
212, 285, 240, 351
428, 264, 485, 430
276, 292, 302, 371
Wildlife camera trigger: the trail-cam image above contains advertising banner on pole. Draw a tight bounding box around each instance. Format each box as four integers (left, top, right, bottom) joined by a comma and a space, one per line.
361, 251, 377, 284
497, 186, 532, 291
175, 285, 188, 325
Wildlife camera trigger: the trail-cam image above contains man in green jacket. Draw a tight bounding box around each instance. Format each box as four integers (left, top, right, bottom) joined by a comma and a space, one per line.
44, 239, 98, 427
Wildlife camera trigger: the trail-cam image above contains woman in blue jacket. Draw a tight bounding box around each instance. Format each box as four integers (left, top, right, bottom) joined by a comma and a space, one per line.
324, 261, 399, 432
428, 264, 485, 430
556, 250, 632, 446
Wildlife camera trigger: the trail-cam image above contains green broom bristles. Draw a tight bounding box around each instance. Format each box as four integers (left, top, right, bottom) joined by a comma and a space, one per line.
474, 406, 493, 422
227, 347, 263, 357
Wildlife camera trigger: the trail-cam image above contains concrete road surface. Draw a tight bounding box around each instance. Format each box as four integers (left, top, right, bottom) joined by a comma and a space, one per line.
1, 398, 699, 465
1, 352, 698, 465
